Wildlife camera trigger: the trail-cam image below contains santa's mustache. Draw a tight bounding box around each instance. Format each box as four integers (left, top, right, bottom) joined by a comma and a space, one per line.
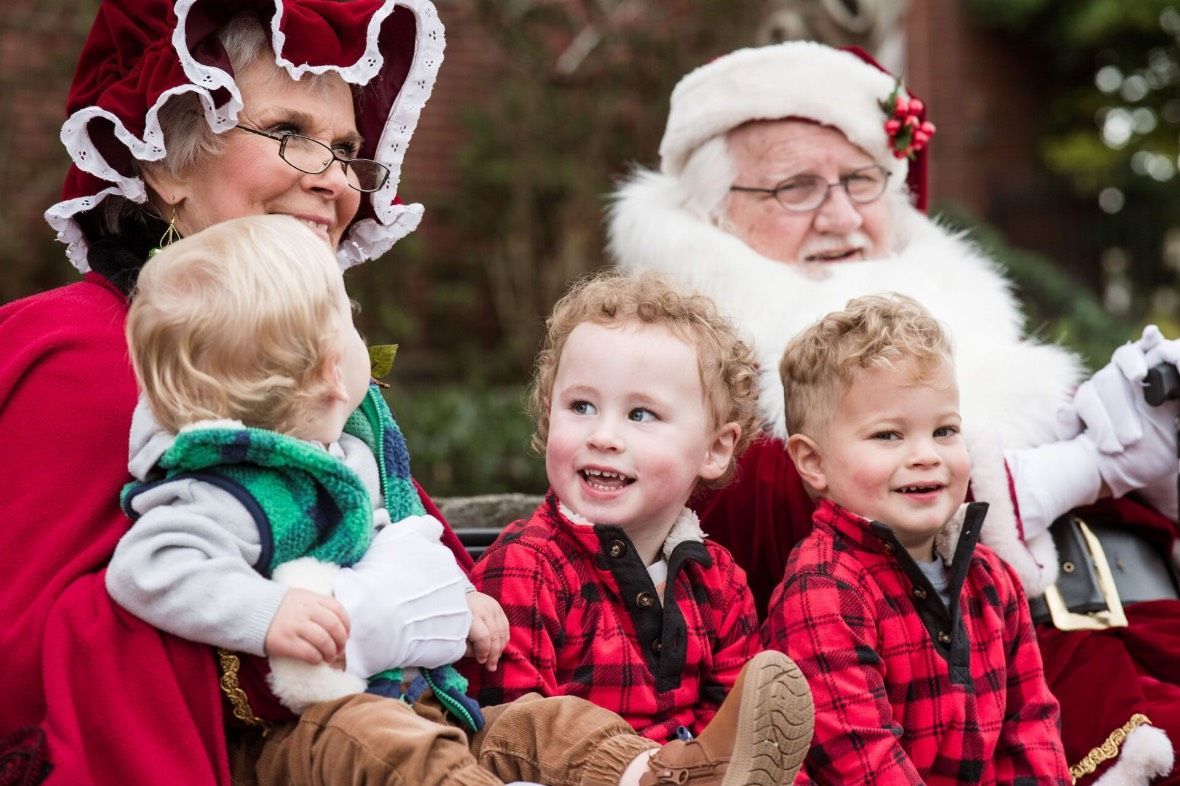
798, 231, 873, 262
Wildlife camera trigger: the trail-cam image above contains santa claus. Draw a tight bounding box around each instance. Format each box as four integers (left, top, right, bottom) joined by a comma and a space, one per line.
608, 40, 1180, 786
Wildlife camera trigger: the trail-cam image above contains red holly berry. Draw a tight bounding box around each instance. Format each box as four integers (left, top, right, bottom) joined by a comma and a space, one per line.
882, 81, 933, 159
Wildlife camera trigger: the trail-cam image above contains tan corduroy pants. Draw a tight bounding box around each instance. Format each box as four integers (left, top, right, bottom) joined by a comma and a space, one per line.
230, 690, 657, 786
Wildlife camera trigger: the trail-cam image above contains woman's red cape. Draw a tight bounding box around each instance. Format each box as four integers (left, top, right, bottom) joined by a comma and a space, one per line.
0, 274, 471, 784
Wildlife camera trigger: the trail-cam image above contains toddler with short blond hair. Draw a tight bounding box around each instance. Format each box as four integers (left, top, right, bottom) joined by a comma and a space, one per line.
764, 292, 1069, 786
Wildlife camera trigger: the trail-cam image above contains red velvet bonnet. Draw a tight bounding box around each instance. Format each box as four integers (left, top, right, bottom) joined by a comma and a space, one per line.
47, 0, 445, 272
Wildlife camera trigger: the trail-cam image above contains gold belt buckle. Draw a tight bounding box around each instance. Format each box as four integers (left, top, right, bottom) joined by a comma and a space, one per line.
1042, 519, 1129, 631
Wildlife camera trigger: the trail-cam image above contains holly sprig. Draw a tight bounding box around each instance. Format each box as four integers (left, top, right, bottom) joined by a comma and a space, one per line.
878, 79, 936, 159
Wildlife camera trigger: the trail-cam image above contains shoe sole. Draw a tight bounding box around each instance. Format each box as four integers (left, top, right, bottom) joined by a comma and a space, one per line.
723, 650, 814, 786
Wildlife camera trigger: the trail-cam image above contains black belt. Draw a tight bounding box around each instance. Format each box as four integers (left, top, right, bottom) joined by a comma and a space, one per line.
1029, 516, 1180, 629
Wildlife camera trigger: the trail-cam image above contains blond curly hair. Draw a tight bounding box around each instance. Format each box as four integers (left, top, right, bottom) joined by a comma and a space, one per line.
529, 270, 759, 487
780, 292, 953, 438
127, 215, 346, 435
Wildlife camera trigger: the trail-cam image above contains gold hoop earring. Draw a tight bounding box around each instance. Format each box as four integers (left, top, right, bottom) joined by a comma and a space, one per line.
148, 208, 181, 258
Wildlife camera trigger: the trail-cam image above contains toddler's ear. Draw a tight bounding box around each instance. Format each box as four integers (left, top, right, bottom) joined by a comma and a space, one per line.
322, 353, 349, 403
699, 422, 741, 481
786, 433, 828, 493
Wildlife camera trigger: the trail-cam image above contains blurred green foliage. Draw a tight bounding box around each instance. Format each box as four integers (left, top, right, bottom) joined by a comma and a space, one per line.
968, 0, 1180, 320
935, 203, 1137, 369
387, 383, 546, 497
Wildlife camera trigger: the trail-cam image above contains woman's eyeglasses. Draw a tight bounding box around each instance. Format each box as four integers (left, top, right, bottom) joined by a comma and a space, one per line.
236, 125, 390, 193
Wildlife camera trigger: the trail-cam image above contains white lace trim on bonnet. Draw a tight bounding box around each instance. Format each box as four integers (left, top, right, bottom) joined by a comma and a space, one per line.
44, 0, 444, 273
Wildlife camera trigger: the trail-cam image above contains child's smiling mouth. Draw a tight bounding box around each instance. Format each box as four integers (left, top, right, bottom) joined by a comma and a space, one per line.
894, 483, 947, 499
580, 468, 635, 491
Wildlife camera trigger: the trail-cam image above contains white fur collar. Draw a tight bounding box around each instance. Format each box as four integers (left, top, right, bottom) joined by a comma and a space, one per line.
559, 502, 705, 560
661, 508, 707, 559
607, 170, 1083, 594
932, 504, 968, 565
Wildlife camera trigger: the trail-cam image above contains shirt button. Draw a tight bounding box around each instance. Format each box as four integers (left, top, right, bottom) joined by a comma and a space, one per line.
937, 631, 952, 644
913, 586, 928, 600
650, 639, 663, 655
608, 540, 627, 558
636, 592, 656, 608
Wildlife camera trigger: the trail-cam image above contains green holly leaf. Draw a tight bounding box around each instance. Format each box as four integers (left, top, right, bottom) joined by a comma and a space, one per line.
368, 344, 398, 379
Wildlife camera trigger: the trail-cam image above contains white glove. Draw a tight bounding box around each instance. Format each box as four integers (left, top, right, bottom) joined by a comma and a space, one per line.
1005, 436, 1103, 540
331, 515, 471, 678
1115, 327, 1180, 519
1137, 470, 1179, 521
1055, 326, 1180, 500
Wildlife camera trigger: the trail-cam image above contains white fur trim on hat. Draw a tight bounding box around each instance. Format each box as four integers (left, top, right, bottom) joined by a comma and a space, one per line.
660, 41, 907, 186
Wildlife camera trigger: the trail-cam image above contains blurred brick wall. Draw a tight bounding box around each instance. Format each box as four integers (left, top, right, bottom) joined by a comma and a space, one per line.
398, 1, 502, 261
906, 0, 1097, 284
0, 3, 88, 299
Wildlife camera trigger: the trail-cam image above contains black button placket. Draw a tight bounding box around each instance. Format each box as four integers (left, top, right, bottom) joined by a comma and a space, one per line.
592, 524, 712, 692
870, 502, 989, 687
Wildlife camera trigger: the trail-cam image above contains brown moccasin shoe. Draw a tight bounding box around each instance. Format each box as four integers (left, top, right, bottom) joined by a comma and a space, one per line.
639, 650, 813, 786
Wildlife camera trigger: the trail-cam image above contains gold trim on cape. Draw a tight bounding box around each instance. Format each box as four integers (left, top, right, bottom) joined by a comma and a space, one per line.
217, 648, 272, 734
1070, 713, 1152, 783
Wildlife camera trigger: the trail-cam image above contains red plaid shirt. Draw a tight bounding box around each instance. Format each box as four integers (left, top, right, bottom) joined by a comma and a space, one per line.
763, 499, 1069, 786
465, 494, 759, 741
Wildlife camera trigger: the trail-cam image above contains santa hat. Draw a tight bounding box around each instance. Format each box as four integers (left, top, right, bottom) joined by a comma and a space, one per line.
659, 40, 932, 211
46, 0, 445, 272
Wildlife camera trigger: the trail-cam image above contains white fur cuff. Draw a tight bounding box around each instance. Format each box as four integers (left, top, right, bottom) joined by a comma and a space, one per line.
965, 429, 1059, 595
267, 558, 365, 715
1090, 724, 1174, 786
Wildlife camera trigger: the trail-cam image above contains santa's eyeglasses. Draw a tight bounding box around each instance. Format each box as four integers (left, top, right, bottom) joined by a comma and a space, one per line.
730, 165, 889, 213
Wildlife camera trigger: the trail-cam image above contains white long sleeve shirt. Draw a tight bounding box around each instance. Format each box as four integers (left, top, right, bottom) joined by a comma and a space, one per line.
107, 399, 471, 669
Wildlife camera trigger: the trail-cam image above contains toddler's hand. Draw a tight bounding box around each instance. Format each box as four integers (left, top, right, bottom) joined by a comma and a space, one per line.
265, 588, 350, 665
465, 591, 509, 671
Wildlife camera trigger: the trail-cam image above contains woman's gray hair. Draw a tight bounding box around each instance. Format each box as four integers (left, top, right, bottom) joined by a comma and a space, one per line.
152, 14, 270, 179
95, 15, 270, 234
